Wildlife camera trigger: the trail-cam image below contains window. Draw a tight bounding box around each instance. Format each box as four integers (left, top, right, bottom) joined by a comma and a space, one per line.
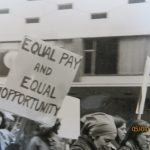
84, 39, 96, 74
84, 38, 118, 75
58, 3, 73, 10
25, 17, 40, 24
0, 8, 9, 14
128, 0, 145, 4
91, 13, 107, 19
84, 49, 96, 74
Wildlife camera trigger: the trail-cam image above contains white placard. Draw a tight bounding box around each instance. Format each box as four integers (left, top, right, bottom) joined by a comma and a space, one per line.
0, 36, 82, 126
58, 96, 80, 139
136, 56, 150, 115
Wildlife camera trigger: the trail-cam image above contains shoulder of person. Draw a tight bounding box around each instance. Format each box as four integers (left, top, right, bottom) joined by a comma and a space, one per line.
118, 141, 135, 150
71, 137, 94, 150
27, 136, 42, 150
71, 145, 85, 150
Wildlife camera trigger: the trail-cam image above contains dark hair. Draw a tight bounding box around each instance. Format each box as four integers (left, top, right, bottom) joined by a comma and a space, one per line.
121, 119, 150, 147
38, 118, 61, 137
37, 119, 61, 146
114, 116, 126, 143
0, 111, 6, 129
52, 118, 61, 134
114, 116, 126, 128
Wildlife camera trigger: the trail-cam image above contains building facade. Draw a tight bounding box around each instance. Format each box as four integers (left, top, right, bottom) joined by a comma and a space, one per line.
0, 0, 150, 120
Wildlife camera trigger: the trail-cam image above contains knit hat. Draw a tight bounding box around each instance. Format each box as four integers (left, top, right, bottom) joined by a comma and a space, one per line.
81, 112, 117, 137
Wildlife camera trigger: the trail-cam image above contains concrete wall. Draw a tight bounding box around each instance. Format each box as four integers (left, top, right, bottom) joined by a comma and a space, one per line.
0, 0, 150, 41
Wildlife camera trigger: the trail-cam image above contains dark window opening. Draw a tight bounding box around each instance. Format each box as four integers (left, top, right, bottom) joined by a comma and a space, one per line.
26, 17, 40, 23
0, 9, 9, 14
128, 0, 145, 4
83, 38, 118, 75
95, 38, 118, 74
84, 39, 93, 49
58, 3, 73, 10
84, 52, 92, 74
91, 12, 107, 19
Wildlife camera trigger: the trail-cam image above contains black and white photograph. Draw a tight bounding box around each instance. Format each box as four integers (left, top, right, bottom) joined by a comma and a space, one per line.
0, 0, 150, 150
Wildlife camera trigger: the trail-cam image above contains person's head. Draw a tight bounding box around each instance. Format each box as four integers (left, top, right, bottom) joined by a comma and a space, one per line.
38, 118, 61, 137
122, 119, 150, 150
81, 112, 117, 149
2, 112, 15, 131
38, 123, 53, 137
0, 111, 6, 129
114, 116, 126, 143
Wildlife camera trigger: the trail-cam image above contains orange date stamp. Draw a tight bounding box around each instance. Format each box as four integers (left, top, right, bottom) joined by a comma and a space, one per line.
131, 126, 150, 132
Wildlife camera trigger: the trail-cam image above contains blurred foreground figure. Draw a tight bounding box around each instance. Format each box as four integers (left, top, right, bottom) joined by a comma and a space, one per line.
71, 112, 117, 150
0, 111, 15, 150
119, 120, 150, 150
27, 118, 65, 150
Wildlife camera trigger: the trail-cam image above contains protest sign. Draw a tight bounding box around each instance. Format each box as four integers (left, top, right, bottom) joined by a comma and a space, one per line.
0, 36, 82, 126
136, 56, 150, 116
58, 96, 80, 139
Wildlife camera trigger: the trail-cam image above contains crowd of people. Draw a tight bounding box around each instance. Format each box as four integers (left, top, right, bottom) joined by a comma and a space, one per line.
71, 112, 150, 150
0, 111, 150, 150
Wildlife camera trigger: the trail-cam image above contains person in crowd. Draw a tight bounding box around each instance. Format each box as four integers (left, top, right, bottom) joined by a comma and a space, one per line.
112, 116, 127, 149
119, 119, 150, 150
0, 111, 15, 150
27, 118, 65, 150
71, 112, 117, 150
4, 112, 15, 132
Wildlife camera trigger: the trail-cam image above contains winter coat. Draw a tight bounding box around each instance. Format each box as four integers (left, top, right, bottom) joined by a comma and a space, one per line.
71, 135, 97, 150
119, 140, 142, 150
